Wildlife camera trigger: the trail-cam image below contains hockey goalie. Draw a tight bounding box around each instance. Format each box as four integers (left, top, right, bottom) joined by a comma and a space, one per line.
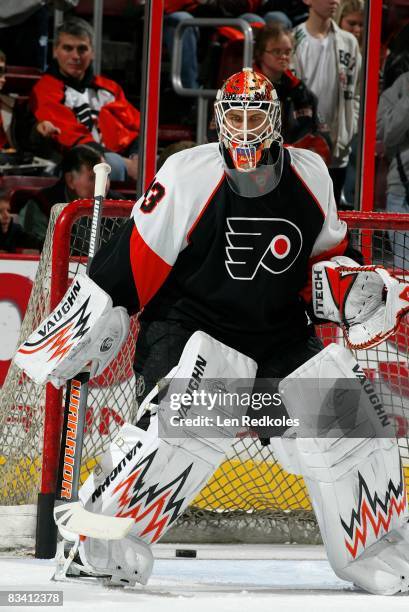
15, 69, 409, 595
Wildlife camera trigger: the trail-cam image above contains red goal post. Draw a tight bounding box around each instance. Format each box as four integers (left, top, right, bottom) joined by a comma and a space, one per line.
1, 200, 409, 556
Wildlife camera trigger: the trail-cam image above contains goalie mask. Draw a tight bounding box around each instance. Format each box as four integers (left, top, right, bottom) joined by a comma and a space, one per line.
214, 68, 283, 198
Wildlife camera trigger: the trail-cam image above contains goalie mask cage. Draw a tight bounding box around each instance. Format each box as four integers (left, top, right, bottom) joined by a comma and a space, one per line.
1, 200, 409, 556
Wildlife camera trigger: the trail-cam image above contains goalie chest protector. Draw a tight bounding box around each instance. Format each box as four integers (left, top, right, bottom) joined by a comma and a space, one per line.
91, 143, 347, 361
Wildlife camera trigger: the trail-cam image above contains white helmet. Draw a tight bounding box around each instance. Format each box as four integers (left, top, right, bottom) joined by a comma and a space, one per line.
214, 68, 282, 174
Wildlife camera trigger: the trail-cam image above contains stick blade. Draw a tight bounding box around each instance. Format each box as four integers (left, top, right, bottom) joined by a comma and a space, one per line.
54, 502, 134, 540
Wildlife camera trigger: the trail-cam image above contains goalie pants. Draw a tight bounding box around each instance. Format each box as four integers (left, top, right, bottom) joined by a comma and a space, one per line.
133, 320, 323, 439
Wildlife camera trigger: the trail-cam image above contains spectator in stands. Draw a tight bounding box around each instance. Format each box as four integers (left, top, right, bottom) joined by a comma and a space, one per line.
0, 189, 41, 253
335, 0, 364, 50
0, 1, 79, 70
30, 18, 140, 181
19, 145, 124, 244
377, 70, 409, 269
292, 0, 361, 206
253, 23, 330, 162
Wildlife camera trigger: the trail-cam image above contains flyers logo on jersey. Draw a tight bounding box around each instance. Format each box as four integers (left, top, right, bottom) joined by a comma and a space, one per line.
225, 218, 303, 280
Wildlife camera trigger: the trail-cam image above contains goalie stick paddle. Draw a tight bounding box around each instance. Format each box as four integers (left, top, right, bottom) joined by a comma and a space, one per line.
52, 163, 133, 541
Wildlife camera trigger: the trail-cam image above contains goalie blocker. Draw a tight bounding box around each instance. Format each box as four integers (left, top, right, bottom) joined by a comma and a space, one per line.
14, 273, 130, 388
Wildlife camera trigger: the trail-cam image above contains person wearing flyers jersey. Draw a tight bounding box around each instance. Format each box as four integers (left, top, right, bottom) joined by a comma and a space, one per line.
24, 68, 409, 594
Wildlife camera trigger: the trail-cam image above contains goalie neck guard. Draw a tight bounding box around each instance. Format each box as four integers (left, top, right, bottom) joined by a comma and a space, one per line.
214, 68, 283, 198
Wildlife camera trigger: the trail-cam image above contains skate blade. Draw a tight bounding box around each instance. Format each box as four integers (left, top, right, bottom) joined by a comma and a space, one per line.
51, 570, 113, 586
51, 569, 137, 589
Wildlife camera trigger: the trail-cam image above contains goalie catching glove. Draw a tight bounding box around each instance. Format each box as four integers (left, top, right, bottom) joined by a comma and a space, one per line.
14, 273, 129, 388
312, 256, 409, 349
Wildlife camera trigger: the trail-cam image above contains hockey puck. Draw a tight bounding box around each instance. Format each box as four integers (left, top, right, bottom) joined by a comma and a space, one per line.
175, 549, 197, 558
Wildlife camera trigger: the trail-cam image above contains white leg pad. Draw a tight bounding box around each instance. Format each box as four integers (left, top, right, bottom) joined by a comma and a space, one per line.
279, 343, 409, 595
62, 331, 256, 586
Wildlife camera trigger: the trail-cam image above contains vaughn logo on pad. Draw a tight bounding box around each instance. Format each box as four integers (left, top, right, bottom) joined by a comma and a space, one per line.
36, 279, 82, 337
17, 282, 91, 362
18, 298, 92, 362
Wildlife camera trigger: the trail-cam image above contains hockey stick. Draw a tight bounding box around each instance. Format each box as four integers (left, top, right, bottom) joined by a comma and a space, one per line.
53, 163, 134, 540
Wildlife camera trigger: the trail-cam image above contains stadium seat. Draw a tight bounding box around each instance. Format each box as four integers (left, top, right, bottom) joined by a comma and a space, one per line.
7, 180, 138, 213
3, 66, 42, 96
158, 124, 194, 143
110, 180, 137, 198
210, 24, 263, 89
0, 176, 57, 193
0, 177, 58, 213
8, 188, 44, 214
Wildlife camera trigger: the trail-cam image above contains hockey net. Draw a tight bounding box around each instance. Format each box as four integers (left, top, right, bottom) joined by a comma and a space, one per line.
1, 201, 409, 552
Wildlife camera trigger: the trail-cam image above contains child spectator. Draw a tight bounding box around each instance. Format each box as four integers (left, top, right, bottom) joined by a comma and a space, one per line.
335, 0, 364, 50
292, 0, 361, 205
19, 145, 124, 244
0, 190, 41, 253
253, 22, 330, 161
30, 18, 140, 181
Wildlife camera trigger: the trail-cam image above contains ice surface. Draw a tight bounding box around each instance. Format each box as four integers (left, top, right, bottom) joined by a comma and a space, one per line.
1, 545, 408, 612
